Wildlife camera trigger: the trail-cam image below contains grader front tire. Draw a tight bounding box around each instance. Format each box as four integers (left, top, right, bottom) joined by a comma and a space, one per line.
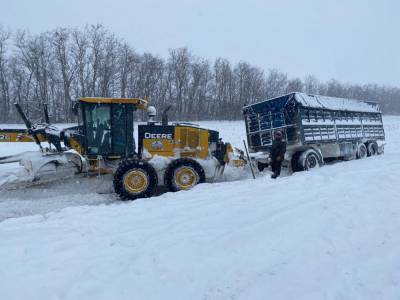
164, 158, 205, 192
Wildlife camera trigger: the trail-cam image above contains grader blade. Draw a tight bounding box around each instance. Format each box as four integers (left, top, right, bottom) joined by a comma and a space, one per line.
0, 150, 87, 190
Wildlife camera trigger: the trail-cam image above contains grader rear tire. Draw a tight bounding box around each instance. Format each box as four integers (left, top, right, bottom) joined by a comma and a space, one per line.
113, 160, 158, 200
164, 158, 205, 192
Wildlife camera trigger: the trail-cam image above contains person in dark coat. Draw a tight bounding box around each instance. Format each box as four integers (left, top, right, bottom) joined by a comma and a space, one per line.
270, 130, 286, 179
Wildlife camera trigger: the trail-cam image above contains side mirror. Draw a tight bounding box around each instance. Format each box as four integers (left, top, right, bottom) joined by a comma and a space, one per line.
72, 101, 79, 116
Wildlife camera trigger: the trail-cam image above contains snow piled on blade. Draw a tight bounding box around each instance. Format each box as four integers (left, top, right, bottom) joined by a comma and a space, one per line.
0, 117, 399, 300
295, 93, 381, 112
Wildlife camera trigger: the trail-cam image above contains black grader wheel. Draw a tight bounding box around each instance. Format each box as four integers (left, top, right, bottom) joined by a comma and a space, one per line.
164, 158, 205, 192
113, 160, 158, 200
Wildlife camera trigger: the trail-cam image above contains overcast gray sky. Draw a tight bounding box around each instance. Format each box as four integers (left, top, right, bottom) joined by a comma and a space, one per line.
1, 0, 399, 86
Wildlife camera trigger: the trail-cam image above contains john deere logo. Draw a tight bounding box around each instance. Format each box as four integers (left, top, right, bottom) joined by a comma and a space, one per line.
144, 132, 173, 140
151, 141, 164, 150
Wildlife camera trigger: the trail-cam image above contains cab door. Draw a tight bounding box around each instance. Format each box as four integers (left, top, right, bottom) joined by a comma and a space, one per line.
110, 103, 134, 157
83, 103, 112, 156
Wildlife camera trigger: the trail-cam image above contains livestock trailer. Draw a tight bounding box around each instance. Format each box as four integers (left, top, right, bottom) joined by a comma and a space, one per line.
243, 92, 385, 171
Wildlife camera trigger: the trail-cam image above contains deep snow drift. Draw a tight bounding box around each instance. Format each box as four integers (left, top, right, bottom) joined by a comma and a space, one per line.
0, 117, 399, 300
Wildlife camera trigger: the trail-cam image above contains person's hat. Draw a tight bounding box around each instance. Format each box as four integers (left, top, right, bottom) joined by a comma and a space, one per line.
274, 130, 283, 138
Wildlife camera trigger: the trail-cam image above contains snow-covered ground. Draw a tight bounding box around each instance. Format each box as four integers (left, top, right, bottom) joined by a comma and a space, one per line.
0, 117, 399, 299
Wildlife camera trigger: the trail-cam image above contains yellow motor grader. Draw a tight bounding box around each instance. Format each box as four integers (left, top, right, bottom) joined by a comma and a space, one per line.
0, 98, 244, 200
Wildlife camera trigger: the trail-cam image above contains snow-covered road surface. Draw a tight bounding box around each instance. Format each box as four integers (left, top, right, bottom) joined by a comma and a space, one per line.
0, 117, 399, 300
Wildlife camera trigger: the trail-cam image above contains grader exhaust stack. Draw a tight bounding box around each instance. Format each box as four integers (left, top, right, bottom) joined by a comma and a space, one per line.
14, 103, 43, 150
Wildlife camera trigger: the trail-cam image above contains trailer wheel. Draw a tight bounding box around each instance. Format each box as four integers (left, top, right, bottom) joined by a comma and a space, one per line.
356, 144, 367, 159
113, 160, 158, 200
303, 151, 320, 170
367, 142, 378, 156
164, 158, 205, 192
257, 161, 269, 172
294, 149, 321, 171
291, 152, 303, 172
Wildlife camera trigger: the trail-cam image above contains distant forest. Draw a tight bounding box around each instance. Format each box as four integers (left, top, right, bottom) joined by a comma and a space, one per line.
0, 24, 399, 123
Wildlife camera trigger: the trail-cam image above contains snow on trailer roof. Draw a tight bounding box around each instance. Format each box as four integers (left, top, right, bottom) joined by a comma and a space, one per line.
295, 93, 381, 113
243, 92, 381, 114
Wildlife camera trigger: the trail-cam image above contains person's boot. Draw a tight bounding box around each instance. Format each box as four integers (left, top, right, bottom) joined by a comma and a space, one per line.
271, 173, 278, 179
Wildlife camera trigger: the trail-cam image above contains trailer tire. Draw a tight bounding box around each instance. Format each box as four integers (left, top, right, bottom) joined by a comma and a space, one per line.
113, 160, 158, 200
367, 141, 378, 156
164, 158, 205, 192
302, 150, 321, 170
291, 152, 303, 172
293, 149, 321, 172
257, 161, 269, 172
356, 143, 367, 159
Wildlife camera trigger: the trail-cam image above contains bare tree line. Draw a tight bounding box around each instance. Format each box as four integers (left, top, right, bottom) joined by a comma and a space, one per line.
0, 24, 399, 123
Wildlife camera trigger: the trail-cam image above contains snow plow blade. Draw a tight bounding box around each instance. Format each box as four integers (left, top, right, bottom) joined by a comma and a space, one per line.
0, 150, 87, 190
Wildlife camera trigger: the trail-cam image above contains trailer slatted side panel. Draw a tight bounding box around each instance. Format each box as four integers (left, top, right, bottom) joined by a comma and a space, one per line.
246, 111, 290, 147
302, 115, 384, 143
243, 92, 385, 153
